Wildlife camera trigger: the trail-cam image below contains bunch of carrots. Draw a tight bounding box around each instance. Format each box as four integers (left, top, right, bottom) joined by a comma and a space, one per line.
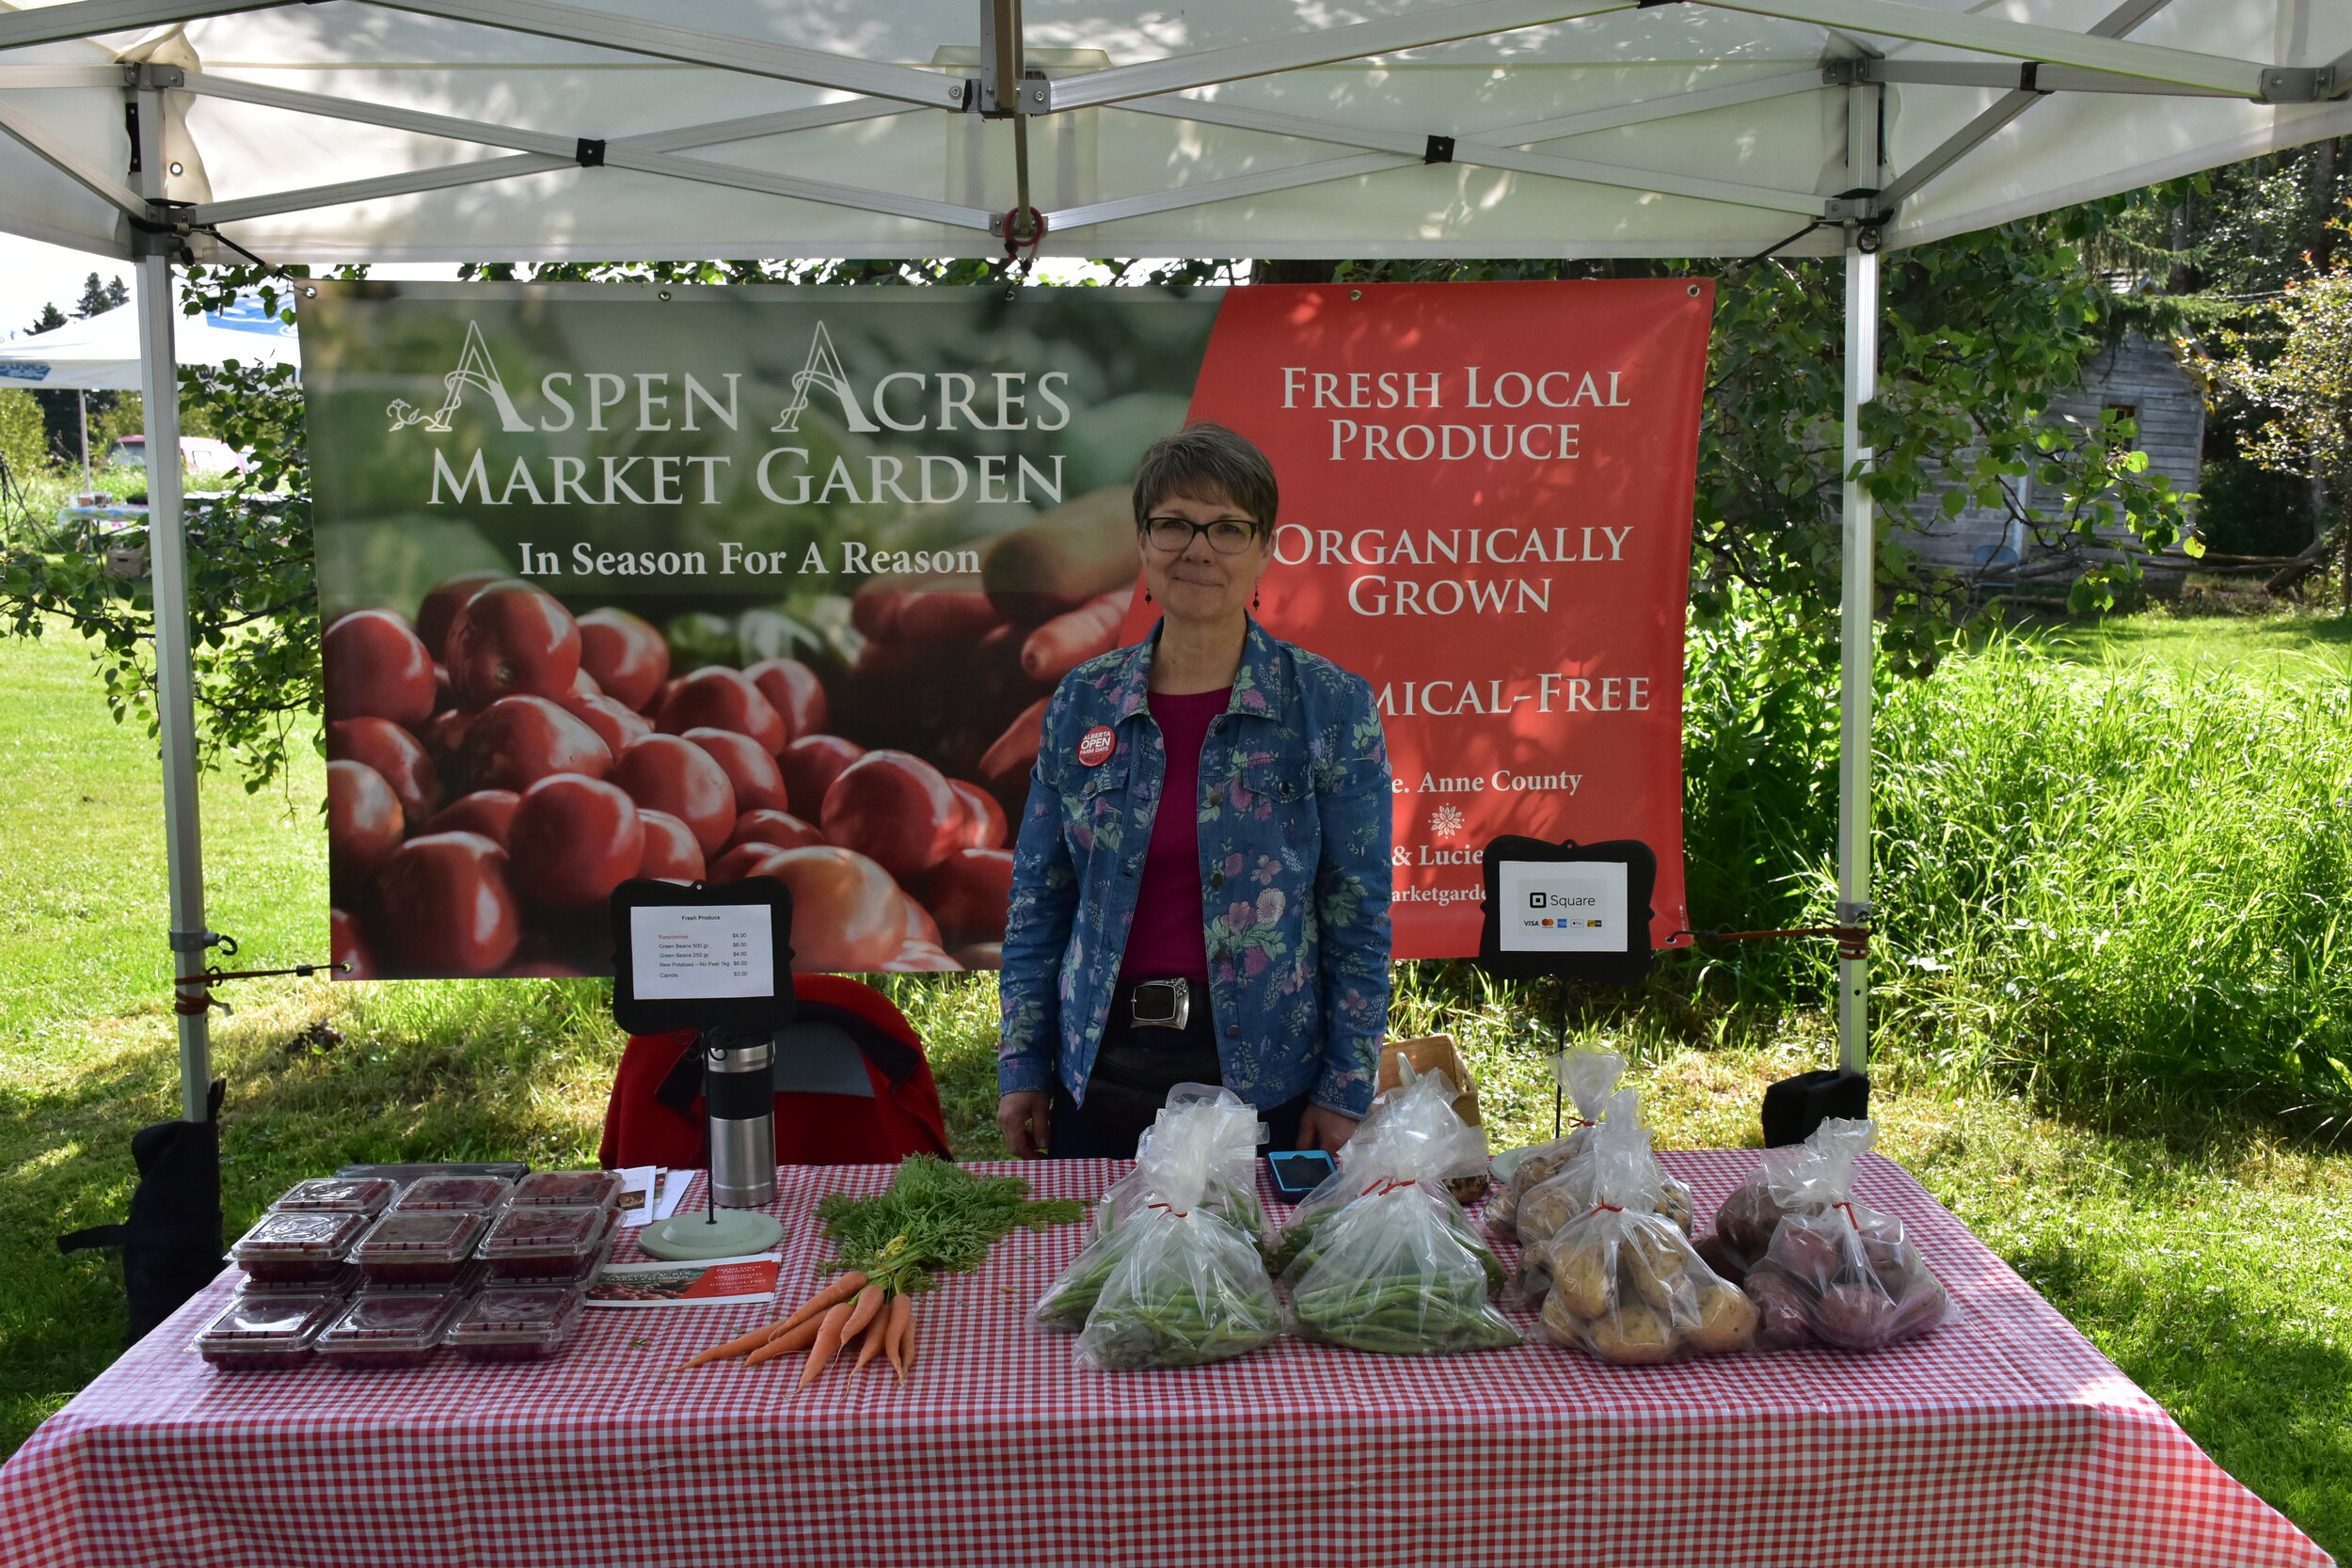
681, 1156, 1084, 1388
682, 1269, 917, 1386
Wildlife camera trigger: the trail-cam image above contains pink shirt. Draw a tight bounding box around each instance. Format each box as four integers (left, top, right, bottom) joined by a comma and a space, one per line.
1118, 687, 1229, 984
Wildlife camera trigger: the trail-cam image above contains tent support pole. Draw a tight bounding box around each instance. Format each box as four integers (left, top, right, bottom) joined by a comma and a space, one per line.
1835, 87, 1880, 1082
133, 83, 213, 1124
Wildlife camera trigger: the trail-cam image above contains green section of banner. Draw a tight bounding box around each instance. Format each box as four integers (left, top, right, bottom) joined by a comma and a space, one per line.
307, 284, 1217, 629
303, 284, 1220, 979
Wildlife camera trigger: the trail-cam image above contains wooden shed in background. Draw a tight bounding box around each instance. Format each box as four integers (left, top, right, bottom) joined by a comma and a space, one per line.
1900, 331, 2206, 594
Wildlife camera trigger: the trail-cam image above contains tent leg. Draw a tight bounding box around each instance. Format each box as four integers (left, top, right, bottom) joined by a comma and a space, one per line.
1836, 241, 1879, 1079
133, 89, 213, 1124
77, 388, 91, 493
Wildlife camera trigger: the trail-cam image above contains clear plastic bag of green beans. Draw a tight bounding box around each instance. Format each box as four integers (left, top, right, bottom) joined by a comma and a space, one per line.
1034, 1084, 1284, 1368
1278, 1071, 1517, 1356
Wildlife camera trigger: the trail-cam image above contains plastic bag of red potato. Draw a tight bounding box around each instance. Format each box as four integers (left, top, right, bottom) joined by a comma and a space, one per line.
1733, 1119, 1952, 1353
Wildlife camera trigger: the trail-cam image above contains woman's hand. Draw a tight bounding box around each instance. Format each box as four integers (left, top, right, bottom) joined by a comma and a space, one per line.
1295, 1103, 1359, 1156
998, 1090, 1053, 1159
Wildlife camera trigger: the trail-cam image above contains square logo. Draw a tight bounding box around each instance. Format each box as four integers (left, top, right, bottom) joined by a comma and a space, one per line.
1528, 892, 1548, 909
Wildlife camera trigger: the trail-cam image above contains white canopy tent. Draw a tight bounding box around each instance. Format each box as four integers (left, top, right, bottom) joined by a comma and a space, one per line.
0, 0, 2344, 1126
0, 293, 298, 390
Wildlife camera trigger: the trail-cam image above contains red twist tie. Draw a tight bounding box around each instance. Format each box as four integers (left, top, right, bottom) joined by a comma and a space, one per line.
1834, 1200, 1861, 1230
1147, 1200, 1189, 1220
1586, 1203, 1623, 1216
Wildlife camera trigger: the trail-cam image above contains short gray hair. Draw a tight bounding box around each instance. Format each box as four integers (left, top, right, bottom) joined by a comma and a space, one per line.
1132, 422, 1279, 531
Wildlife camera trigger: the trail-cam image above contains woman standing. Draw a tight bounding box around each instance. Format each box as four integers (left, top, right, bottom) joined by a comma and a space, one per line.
996, 423, 1391, 1159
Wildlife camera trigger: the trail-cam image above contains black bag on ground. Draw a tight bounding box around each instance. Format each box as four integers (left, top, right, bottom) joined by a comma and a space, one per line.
57, 1078, 227, 1343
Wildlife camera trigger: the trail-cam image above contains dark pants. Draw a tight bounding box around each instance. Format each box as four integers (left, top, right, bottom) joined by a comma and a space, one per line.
1047, 980, 1309, 1159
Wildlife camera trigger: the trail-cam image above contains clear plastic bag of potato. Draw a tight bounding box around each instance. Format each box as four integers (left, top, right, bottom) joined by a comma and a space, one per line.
1509, 1088, 1693, 1257
1696, 1117, 1874, 1284
1484, 1048, 1624, 1241
1289, 1176, 1518, 1355
1534, 1142, 1756, 1366
1752, 1120, 1951, 1353
1266, 1069, 1488, 1278
1096, 1083, 1268, 1244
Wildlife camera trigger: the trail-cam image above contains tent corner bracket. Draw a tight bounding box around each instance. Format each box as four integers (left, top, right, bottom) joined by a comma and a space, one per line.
122, 64, 185, 92
1423, 135, 1454, 165
2257, 66, 2331, 103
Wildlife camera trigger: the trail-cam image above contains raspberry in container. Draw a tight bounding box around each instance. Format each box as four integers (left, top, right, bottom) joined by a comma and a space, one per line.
447, 1287, 588, 1363
390, 1175, 514, 1214
236, 1262, 362, 1299
510, 1169, 626, 1212
353, 1209, 488, 1287
269, 1177, 398, 1218
480, 1205, 617, 1281
230, 1210, 371, 1284
364, 1259, 488, 1297
315, 1291, 465, 1369
196, 1292, 340, 1370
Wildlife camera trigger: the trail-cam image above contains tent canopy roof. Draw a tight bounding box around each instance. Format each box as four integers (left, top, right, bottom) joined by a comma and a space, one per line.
1, 0, 2347, 264
0, 293, 299, 388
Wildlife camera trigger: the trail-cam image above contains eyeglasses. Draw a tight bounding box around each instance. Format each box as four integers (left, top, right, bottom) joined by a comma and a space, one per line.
1142, 516, 1262, 555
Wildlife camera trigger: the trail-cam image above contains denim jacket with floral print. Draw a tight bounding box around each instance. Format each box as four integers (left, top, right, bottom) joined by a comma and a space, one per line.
997, 618, 1392, 1117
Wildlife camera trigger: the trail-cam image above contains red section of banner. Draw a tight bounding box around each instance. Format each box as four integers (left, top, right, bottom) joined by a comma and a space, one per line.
1120, 281, 1711, 959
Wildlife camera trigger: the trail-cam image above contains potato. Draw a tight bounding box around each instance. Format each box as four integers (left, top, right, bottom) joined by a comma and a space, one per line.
1588, 1302, 1677, 1366
1692, 1230, 1749, 1285
1887, 1273, 1952, 1343
1743, 1264, 1813, 1352
1813, 1281, 1899, 1351
1621, 1224, 1688, 1312
1484, 1185, 1520, 1239
1769, 1221, 1841, 1287
1516, 1180, 1580, 1245
1655, 1178, 1696, 1237
1539, 1287, 1588, 1348
1711, 1179, 1789, 1258
1689, 1283, 1760, 1354
1552, 1239, 1615, 1321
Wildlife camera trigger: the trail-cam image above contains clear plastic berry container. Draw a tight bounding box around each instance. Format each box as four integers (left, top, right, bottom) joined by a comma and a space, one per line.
511, 1170, 626, 1212
236, 1262, 362, 1298
315, 1291, 463, 1369
366, 1259, 488, 1296
390, 1175, 514, 1214
196, 1291, 339, 1370
480, 1205, 616, 1280
353, 1209, 488, 1287
447, 1286, 588, 1363
270, 1177, 398, 1217
230, 1210, 371, 1284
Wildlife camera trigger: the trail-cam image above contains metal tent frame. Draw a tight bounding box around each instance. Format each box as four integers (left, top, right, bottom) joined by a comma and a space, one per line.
1, 0, 2344, 1125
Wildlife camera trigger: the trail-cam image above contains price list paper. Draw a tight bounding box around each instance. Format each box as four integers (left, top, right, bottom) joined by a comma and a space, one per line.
628, 905, 774, 1001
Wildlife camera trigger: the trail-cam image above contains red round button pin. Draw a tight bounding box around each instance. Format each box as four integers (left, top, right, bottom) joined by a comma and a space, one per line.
1076, 726, 1117, 768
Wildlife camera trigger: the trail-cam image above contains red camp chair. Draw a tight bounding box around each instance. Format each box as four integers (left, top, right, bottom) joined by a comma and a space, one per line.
597, 974, 952, 1169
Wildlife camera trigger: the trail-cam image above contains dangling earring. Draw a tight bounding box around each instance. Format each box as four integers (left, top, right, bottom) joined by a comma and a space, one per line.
1253, 587, 1261, 610
1144, 588, 1152, 603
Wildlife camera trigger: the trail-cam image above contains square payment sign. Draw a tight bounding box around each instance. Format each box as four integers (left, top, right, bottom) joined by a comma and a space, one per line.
1497, 861, 1629, 954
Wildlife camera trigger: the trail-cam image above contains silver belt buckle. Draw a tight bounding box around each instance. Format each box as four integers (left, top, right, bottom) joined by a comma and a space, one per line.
1130, 977, 1190, 1030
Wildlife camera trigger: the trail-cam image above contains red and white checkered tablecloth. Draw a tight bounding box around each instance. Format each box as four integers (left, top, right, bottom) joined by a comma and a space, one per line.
0, 1152, 2327, 1568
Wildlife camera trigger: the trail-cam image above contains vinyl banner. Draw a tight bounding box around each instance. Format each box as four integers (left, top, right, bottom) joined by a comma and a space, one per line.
304, 281, 1708, 979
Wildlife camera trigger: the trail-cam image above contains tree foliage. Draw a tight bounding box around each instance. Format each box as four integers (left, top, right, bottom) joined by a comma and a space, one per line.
1332, 210, 2196, 656
0, 266, 346, 791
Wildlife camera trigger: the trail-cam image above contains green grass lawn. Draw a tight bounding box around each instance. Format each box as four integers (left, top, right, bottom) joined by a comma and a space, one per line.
0, 617, 2345, 1559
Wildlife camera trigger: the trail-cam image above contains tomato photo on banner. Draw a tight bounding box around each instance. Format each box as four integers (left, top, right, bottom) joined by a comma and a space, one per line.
304, 282, 1706, 979
1135, 281, 1710, 958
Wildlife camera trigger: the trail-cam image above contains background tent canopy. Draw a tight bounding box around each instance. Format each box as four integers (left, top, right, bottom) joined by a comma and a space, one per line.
0, 0, 2347, 266
0, 294, 299, 389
